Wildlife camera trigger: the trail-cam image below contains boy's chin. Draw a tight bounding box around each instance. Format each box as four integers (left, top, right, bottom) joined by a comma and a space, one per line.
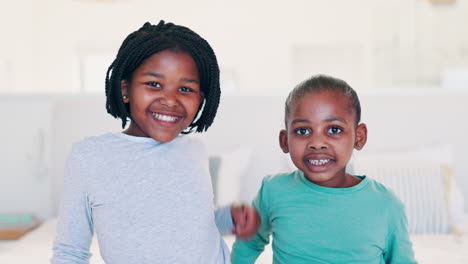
302, 171, 347, 188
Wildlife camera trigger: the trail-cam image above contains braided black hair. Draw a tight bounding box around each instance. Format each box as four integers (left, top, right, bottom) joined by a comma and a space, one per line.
284, 74, 361, 125
105, 20, 221, 133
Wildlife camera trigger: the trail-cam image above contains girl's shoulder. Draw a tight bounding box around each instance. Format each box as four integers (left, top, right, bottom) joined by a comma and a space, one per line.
73, 132, 115, 147
170, 135, 207, 153
173, 135, 204, 147
69, 132, 116, 156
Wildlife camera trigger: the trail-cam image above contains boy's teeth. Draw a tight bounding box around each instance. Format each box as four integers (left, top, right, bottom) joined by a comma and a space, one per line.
152, 113, 179, 122
308, 159, 330, 165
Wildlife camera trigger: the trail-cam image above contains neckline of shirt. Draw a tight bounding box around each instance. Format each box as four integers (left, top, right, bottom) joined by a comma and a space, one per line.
296, 170, 370, 194
112, 132, 163, 145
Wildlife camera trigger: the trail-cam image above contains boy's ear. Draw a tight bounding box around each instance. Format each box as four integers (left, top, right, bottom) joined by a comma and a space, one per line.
121, 80, 130, 103
279, 129, 289, 153
354, 123, 368, 150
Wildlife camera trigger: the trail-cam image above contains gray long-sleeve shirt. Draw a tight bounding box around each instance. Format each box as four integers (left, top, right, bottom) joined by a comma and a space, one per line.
52, 132, 232, 264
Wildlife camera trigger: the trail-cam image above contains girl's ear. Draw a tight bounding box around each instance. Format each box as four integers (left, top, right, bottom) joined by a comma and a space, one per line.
354, 123, 368, 150
121, 80, 130, 103
279, 129, 289, 153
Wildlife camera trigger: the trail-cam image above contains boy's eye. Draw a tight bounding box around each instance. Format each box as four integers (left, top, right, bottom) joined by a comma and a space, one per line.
328, 126, 343, 134
146, 82, 161, 88
179, 86, 193, 93
294, 128, 310, 135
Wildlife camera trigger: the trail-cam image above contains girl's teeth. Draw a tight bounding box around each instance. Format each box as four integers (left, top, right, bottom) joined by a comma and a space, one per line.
152, 113, 179, 122
308, 159, 330, 165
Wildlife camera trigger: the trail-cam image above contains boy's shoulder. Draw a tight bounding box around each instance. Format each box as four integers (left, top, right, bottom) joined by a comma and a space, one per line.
261, 170, 300, 188
364, 176, 405, 210
365, 177, 396, 196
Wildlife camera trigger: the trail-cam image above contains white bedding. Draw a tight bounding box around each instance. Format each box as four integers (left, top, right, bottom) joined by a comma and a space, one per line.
0, 219, 467, 264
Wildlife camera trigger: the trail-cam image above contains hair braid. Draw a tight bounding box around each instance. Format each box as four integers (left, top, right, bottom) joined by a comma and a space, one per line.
169, 31, 221, 132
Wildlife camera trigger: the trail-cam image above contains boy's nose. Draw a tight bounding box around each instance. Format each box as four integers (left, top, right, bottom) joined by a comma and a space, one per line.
308, 135, 328, 150
308, 144, 328, 150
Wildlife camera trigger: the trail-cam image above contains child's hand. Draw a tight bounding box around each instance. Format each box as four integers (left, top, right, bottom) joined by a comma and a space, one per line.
231, 203, 261, 240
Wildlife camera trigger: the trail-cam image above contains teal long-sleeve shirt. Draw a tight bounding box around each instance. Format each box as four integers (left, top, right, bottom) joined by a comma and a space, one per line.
231, 170, 417, 264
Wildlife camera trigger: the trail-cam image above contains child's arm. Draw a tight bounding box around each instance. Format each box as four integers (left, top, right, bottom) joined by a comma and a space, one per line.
231, 178, 272, 264
384, 201, 418, 264
214, 203, 260, 238
230, 203, 261, 239
214, 206, 235, 235
51, 148, 93, 264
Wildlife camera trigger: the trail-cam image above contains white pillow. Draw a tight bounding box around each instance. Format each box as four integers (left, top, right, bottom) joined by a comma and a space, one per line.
209, 147, 252, 207
351, 144, 466, 234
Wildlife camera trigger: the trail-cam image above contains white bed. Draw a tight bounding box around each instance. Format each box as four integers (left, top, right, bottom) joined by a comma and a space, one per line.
0, 218, 467, 264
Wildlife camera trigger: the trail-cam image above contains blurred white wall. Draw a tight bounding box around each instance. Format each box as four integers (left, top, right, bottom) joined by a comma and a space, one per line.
1, 0, 468, 218
1, 0, 468, 94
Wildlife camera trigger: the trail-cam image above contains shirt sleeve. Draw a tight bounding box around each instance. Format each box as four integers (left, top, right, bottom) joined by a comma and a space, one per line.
215, 205, 234, 235
51, 146, 94, 264
231, 177, 272, 264
384, 200, 418, 264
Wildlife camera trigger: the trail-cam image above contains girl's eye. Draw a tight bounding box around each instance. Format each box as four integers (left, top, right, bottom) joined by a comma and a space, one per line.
179, 86, 193, 93
147, 82, 161, 88
294, 128, 310, 135
328, 126, 343, 134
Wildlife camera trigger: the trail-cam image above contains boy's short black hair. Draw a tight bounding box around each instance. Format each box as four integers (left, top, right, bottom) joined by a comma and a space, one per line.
285, 74, 361, 125
105, 20, 221, 133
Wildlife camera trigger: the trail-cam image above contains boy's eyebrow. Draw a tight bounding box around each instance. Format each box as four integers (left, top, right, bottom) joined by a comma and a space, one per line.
324, 117, 348, 123
142, 72, 199, 84
291, 119, 311, 124
291, 117, 348, 124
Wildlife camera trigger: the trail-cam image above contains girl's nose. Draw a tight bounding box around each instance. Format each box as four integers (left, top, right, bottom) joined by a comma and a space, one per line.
159, 90, 177, 107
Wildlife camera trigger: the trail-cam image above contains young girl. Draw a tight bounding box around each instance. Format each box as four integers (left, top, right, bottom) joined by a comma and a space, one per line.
51, 20, 259, 264
231, 75, 417, 264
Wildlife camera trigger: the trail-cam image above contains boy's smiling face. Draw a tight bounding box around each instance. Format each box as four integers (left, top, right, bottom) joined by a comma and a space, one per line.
121, 50, 204, 142
279, 90, 367, 188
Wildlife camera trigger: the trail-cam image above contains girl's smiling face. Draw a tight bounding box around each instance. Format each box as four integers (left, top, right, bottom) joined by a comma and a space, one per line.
121, 50, 204, 142
279, 90, 367, 188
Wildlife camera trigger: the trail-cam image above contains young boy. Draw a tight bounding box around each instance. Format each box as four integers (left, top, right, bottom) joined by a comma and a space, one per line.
231, 75, 417, 264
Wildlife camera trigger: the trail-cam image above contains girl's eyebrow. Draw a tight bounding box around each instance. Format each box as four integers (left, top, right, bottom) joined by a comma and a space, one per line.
180, 78, 199, 84
142, 72, 164, 78
142, 72, 199, 84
